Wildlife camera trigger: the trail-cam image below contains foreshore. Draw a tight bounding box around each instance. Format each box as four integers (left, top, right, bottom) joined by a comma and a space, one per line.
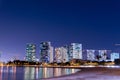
43, 67, 120, 80
1, 65, 120, 80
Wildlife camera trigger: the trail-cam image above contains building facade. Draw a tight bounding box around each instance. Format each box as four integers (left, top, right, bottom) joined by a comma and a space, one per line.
69, 43, 82, 59
61, 47, 69, 62
26, 44, 36, 62
49, 46, 54, 63
98, 50, 108, 61
55, 47, 68, 63
55, 48, 63, 63
40, 42, 53, 63
87, 50, 95, 61
111, 52, 119, 61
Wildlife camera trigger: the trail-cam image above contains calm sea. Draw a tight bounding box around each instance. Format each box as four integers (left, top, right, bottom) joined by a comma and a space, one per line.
0, 66, 80, 80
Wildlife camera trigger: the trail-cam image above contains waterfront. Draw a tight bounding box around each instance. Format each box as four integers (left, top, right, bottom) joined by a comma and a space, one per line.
44, 66, 120, 80
0, 66, 80, 80
1, 66, 120, 80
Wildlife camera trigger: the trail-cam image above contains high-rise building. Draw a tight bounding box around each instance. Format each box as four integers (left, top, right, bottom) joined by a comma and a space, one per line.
49, 46, 54, 63
55, 47, 68, 63
69, 43, 82, 59
55, 48, 62, 63
61, 47, 69, 62
87, 50, 95, 61
64, 45, 70, 61
111, 52, 120, 61
98, 50, 107, 61
40, 42, 53, 63
26, 44, 36, 62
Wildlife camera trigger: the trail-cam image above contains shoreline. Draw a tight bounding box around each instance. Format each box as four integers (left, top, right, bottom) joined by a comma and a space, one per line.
43, 67, 120, 80
0, 64, 120, 68
1, 65, 120, 80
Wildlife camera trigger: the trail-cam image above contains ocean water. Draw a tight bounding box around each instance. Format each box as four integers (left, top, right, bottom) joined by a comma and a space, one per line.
0, 66, 80, 80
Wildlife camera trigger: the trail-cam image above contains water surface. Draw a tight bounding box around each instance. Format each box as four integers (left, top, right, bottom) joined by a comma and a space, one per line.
0, 66, 80, 80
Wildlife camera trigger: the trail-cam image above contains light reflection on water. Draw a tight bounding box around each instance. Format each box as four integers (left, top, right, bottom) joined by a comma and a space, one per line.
0, 66, 80, 80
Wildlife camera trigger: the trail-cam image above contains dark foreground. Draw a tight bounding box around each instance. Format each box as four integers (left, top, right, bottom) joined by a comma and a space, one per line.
43, 67, 120, 80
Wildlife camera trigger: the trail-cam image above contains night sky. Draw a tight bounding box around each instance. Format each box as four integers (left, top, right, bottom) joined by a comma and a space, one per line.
0, 0, 120, 62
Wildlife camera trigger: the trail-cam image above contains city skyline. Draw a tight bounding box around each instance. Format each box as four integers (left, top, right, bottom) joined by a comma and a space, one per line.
0, 0, 120, 62
0, 41, 120, 63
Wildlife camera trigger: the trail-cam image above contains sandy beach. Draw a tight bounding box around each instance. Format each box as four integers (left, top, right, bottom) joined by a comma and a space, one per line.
43, 67, 120, 80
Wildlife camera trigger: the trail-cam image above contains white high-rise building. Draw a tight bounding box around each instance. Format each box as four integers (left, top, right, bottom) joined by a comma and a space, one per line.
49, 46, 54, 63
69, 43, 82, 59
111, 53, 119, 61
98, 50, 107, 61
61, 47, 69, 62
55, 48, 62, 63
55, 47, 68, 63
87, 50, 95, 61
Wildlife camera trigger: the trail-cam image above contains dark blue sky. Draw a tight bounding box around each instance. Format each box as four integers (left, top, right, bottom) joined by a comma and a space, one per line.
0, 0, 120, 62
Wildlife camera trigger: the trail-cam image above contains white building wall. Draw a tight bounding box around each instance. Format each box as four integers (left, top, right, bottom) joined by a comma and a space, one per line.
99, 50, 107, 61
49, 46, 54, 63
70, 43, 82, 59
111, 53, 119, 61
55, 48, 62, 63
55, 47, 69, 63
61, 47, 69, 62
87, 50, 95, 61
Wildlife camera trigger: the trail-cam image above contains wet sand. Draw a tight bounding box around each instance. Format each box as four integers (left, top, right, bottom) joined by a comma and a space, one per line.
43, 67, 120, 80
